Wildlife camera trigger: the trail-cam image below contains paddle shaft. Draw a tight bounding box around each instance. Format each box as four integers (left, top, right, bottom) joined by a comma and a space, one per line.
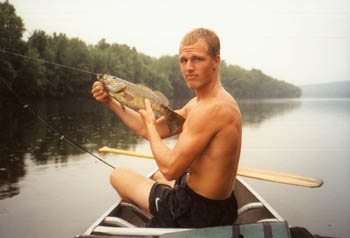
98, 146, 323, 188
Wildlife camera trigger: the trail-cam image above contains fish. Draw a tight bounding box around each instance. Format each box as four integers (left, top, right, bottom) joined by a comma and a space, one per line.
97, 74, 185, 134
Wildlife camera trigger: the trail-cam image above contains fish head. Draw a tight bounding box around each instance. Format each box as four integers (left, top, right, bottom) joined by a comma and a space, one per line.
98, 74, 126, 93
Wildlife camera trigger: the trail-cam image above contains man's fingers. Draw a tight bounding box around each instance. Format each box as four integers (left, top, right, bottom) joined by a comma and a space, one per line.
91, 81, 110, 104
91, 83, 102, 94
138, 99, 156, 126
92, 87, 105, 98
92, 81, 101, 88
97, 92, 108, 100
138, 108, 146, 116
144, 98, 151, 111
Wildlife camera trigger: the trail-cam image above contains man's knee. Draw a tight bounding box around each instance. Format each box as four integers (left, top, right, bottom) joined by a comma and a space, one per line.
110, 167, 131, 187
109, 167, 154, 208
109, 167, 134, 201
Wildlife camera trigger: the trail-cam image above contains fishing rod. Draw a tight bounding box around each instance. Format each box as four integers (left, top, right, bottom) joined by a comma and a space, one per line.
1, 78, 115, 168
0, 49, 116, 169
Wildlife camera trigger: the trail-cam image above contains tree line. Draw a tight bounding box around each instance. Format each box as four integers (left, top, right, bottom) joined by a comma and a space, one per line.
0, 2, 301, 102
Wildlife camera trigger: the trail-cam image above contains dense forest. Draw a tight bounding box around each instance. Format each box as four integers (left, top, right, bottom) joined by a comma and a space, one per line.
0, 2, 301, 102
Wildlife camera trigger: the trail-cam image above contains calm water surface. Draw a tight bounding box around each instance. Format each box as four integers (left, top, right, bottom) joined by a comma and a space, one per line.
0, 97, 349, 238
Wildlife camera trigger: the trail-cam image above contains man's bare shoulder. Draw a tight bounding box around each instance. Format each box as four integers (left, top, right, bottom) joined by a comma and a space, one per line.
181, 93, 240, 136
185, 97, 198, 109
178, 93, 240, 127
219, 92, 241, 120
176, 97, 197, 118
203, 91, 241, 123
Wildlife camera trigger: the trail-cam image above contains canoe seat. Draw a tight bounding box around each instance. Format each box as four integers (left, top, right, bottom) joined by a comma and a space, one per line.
237, 202, 280, 224
119, 202, 153, 220
237, 202, 264, 216
104, 216, 136, 228
257, 218, 280, 223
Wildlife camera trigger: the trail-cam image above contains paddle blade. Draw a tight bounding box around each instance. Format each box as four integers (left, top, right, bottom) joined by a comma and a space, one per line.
237, 167, 323, 188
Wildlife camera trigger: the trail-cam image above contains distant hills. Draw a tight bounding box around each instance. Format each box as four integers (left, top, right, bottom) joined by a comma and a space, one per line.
299, 81, 350, 98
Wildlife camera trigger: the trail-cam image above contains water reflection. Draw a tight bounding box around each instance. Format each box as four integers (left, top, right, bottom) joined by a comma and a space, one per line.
0, 100, 28, 199
0, 97, 301, 199
0, 97, 142, 199
238, 99, 301, 125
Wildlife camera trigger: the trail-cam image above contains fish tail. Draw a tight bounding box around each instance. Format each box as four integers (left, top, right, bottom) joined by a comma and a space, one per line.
163, 107, 185, 135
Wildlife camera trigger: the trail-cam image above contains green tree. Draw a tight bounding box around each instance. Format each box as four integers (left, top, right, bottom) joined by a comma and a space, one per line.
0, 1, 25, 94
153, 55, 193, 100
0, 1, 24, 52
27, 30, 48, 58
14, 47, 46, 97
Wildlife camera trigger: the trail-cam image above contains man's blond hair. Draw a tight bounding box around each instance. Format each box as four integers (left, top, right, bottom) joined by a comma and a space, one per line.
180, 28, 220, 59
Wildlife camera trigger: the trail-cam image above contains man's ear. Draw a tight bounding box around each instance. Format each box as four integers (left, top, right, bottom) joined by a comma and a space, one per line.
215, 55, 221, 63
213, 55, 221, 71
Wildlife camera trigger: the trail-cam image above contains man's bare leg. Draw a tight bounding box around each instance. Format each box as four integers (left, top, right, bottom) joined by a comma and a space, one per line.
110, 167, 155, 212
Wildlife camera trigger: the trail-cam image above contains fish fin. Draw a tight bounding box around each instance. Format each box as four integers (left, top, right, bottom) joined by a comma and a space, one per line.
165, 110, 185, 135
154, 91, 169, 105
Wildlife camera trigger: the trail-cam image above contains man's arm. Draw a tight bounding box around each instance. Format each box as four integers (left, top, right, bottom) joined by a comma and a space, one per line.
139, 99, 222, 181
91, 81, 179, 139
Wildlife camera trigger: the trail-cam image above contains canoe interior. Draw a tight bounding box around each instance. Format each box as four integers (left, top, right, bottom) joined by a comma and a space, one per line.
112, 202, 151, 227
234, 177, 283, 224
77, 175, 283, 237
107, 177, 282, 226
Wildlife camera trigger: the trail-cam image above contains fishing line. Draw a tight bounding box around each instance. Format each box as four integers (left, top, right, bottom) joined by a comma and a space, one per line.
0, 48, 97, 76
0, 48, 102, 100
0, 78, 116, 169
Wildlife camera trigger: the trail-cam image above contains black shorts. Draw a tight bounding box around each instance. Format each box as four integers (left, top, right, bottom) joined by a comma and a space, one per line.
147, 173, 238, 228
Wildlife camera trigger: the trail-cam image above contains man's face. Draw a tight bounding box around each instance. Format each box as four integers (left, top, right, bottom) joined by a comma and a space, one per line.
179, 39, 219, 89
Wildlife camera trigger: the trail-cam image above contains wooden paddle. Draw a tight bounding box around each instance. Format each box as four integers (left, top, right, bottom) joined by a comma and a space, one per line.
98, 146, 323, 188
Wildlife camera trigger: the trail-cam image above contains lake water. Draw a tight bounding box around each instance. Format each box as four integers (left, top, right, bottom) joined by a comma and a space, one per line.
0, 97, 349, 238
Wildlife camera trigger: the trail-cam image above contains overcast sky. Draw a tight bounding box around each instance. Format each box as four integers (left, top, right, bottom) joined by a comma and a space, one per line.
6, 0, 350, 86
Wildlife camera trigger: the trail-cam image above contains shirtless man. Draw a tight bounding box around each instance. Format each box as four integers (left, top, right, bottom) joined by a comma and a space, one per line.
91, 28, 242, 228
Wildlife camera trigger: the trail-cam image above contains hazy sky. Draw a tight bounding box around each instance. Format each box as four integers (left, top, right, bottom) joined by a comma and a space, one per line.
6, 0, 350, 86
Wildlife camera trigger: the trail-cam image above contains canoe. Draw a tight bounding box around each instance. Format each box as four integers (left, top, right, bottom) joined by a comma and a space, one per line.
75, 169, 284, 238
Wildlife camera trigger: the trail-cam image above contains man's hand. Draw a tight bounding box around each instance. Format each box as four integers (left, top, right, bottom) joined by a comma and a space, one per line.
139, 99, 157, 129
91, 81, 110, 104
